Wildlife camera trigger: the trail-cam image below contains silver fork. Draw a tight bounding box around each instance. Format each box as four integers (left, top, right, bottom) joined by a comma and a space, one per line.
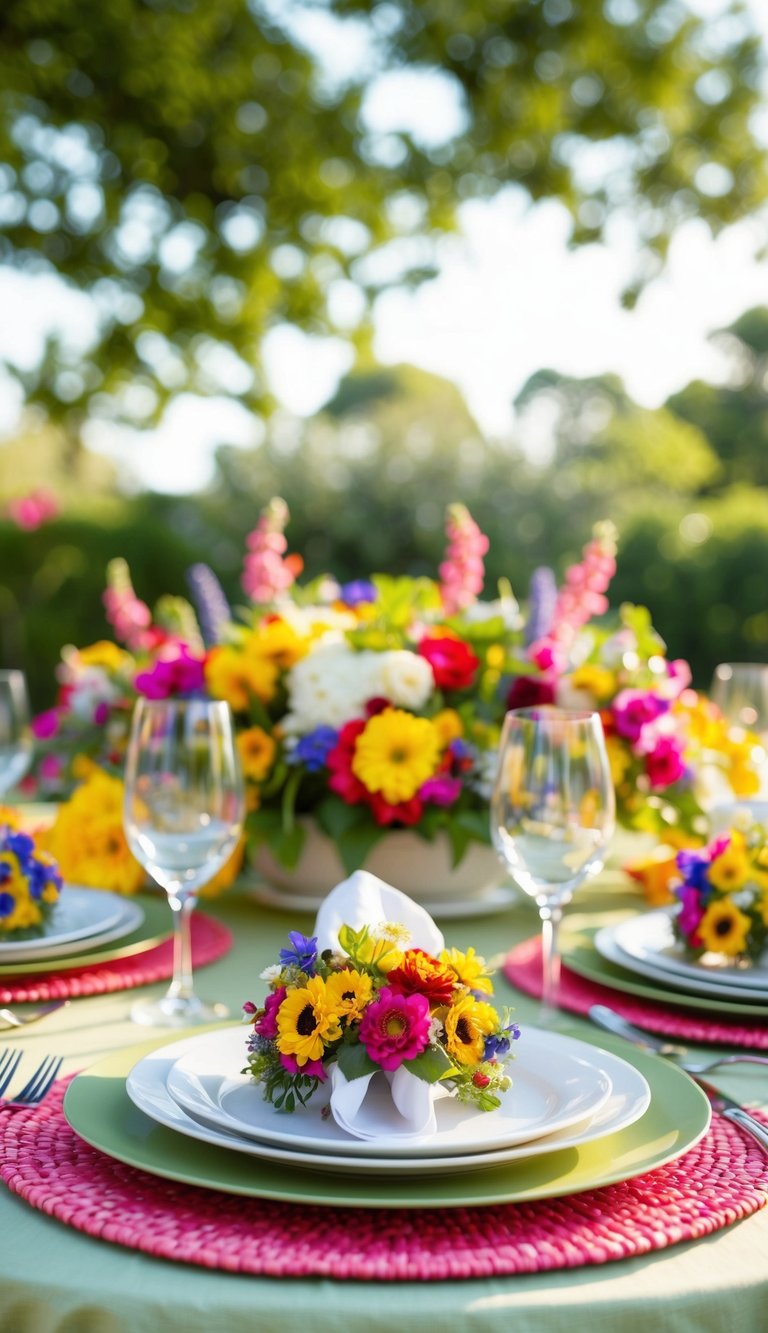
0, 1053, 63, 1110
0, 1047, 23, 1096
589, 1007, 768, 1074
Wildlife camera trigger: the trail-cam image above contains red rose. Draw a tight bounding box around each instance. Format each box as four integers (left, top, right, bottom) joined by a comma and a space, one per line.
506, 675, 556, 710
418, 634, 480, 692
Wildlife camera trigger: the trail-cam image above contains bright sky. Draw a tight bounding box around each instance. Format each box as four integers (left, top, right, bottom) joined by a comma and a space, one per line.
1, 0, 768, 494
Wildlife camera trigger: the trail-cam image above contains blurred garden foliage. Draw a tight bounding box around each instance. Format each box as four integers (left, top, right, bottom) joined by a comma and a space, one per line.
1, 1, 768, 703
5, 307, 768, 706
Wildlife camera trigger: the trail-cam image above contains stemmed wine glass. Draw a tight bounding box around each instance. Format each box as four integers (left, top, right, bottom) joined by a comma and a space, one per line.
490, 707, 615, 1025
0, 670, 33, 798
710, 663, 768, 739
123, 697, 245, 1028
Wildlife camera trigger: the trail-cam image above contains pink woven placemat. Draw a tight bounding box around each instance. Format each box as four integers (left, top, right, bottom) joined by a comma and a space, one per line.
0, 913, 232, 1003
1, 1079, 766, 1280
505, 937, 768, 1049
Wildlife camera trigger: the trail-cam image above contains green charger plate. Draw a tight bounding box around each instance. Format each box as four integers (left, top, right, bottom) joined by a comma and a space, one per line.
564, 933, 768, 1018
63, 1031, 711, 1210
0, 893, 171, 977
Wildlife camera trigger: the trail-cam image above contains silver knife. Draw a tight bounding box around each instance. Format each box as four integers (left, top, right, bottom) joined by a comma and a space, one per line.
692, 1076, 768, 1156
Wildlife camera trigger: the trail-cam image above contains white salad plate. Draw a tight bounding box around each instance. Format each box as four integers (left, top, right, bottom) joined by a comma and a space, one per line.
162, 1026, 615, 1160
0, 887, 145, 962
594, 924, 768, 1004
611, 909, 768, 993
126, 1031, 650, 1177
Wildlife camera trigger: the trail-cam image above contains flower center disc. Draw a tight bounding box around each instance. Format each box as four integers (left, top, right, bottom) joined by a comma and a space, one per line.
297, 1004, 318, 1036
384, 1013, 407, 1037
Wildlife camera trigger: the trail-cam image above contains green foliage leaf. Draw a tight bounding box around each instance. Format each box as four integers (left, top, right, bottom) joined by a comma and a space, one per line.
336, 1043, 379, 1082
403, 1045, 455, 1084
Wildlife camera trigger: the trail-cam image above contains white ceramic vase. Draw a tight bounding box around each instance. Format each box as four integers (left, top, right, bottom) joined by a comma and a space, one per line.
250, 817, 504, 909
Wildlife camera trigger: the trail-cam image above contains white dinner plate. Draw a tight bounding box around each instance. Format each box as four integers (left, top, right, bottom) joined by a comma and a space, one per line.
594, 924, 768, 1005
612, 909, 768, 993
0, 887, 145, 962
126, 1031, 649, 1177
163, 1026, 614, 1159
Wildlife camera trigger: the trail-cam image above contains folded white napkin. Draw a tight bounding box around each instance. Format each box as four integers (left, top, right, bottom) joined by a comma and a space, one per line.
314, 870, 448, 1142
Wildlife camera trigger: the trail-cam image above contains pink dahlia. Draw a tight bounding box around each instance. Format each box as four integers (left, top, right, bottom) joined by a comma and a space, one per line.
279, 1052, 328, 1081
645, 735, 687, 789
253, 986, 287, 1040
358, 986, 431, 1071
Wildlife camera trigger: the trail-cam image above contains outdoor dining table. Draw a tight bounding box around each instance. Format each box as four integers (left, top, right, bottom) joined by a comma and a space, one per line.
0, 864, 765, 1333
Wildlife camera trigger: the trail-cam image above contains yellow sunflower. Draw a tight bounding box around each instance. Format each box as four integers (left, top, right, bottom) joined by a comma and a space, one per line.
352, 708, 441, 803
443, 993, 499, 1066
325, 969, 374, 1023
696, 899, 752, 957
708, 834, 750, 894
440, 946, 493, 995
42, 769, 146, 895
276, 974, 343, 1066
205, 645, 279, 710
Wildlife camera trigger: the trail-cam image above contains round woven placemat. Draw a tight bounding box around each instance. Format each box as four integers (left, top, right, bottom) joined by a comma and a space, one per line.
504, 938, 768, 1048
0, 913, 232, 1004
1, 1080, 765, 1280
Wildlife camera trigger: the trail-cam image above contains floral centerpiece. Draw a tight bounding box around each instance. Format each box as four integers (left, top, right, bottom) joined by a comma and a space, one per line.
0, 809, 63, 933
243, 921, 519, 1113
28, 499, 763, 894
672, 827, 768, 964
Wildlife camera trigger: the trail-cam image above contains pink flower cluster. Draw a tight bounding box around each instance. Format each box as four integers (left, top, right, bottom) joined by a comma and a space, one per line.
438, 503, 489, 616
529, 523, 617, 672
102, 558, 156, 652
242, 497, 304, 604
611, 682, 688, 789
6, 488, 59, 531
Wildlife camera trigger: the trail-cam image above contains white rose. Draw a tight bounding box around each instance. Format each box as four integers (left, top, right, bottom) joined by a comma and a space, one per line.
375, 650, 434, 710
282, 643, 378, 734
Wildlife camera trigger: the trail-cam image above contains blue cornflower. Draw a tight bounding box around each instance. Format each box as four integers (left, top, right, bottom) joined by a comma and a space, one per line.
0, 892, 15, 918
279, 931, 319, 974
676, 849, 711, 892
483, 1021, 521, 1061
339, 579, 377, 607
293, 726, 339, 773
4, 831, 34, 866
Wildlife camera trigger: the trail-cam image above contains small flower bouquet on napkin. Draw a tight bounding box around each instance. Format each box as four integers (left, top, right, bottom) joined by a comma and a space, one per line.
243, 873, 519, 1135
0, 810, 63, 934
673, 827, 768, 963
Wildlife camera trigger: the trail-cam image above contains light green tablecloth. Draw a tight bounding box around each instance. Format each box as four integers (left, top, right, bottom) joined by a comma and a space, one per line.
0, 872, 765, 1333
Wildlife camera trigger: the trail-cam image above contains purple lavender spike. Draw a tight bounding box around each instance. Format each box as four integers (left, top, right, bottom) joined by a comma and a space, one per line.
186, 563, 231, 646
525, 566, 557, 645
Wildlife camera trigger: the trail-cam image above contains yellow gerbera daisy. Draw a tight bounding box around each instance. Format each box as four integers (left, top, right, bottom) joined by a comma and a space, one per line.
708, 834, 750, 894
276, 974, 343, 1066
696, 899, 752, 957
205, 645, 279, 711
236, 726, 277, 781
352, 708, 441, 803
570, 665, 616, 702
443, 993, 498, 1066
325, 969, 374, 1023
248, 618, 308, 669
440, 946, 493, 995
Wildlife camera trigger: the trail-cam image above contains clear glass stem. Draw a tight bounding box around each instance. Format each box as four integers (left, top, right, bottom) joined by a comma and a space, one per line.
167, 893, 196, 1002
538, 898, 564, 1027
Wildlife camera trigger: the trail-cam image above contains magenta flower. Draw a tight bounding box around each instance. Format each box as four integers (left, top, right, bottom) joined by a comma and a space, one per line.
279, 1052, 328, 1081
418, 774, 462, 806
31, 709, 61, 740
253, 987, 287, 1040
645, 735, 687, 789
358, 986, 431, 1071
677, 886, 705, 944
612, 689, 669, 744
6, 488, 59, 531
134, 644, 206, 699
438, 504, 489, 616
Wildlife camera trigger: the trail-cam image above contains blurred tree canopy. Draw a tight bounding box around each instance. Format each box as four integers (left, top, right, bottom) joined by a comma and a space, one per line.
1, 0, 767, 437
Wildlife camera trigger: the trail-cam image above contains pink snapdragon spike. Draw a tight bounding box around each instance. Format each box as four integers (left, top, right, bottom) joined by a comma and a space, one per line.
102, 558, 155, 651
528, 521, 618, 673
438, 503, 489, 616
6, 488, 59, 531
242, 497, 303, 604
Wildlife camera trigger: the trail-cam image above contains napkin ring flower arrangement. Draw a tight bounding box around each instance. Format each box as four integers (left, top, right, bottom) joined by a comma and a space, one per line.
243, 925, 520, 1113
0, 811, 63, 934
672, 826, 768, 964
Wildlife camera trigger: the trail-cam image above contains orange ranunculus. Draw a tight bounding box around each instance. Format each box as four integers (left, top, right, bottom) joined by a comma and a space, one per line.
386, 948, 457, 1005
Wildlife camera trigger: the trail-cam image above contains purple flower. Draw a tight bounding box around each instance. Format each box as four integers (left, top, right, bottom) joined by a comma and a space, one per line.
339, 579, 377, 607
676, 847, 712, 891
419, 774, 462, 806
293, 726, 339, 773
525, 567, 557, 646
676, 886, 705, 942
483, 1021, 521, 1060
134, 644, 207, 700
186, 563, 232, 647
279, 931, 319, 974
31, 709, 60, 739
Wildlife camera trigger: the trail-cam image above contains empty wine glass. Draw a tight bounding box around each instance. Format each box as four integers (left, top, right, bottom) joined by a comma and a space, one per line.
490, 707, 615, 1025
711, 663, 768, 739
124, 697, 245, 1028
0, 670, 33, 798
